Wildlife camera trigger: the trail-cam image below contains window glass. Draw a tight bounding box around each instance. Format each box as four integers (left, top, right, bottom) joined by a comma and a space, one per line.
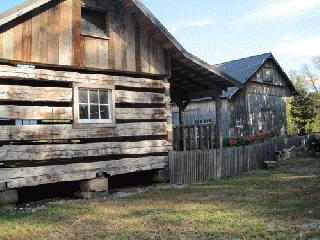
100, 105, 109, 119
99, 91, 108, 104
78, 88, 112, 123
90, 105, 100, 119
89, 90, 99, 104
79, 89, 88, 103
79, 104, 89, 119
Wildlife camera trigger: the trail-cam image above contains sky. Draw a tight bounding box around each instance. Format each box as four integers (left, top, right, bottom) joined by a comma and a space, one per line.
1, 0, 320, 73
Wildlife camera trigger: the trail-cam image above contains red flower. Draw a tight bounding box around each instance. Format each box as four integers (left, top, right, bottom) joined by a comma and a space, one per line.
230, 139, 237, 146
248, 136, 255, 143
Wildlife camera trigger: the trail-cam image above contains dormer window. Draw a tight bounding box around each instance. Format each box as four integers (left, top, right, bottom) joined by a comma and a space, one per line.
263, 66, 273, 82
81, 6, 108, 39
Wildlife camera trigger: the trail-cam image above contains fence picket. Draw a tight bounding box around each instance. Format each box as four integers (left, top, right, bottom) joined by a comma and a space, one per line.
169, 135, 313, 184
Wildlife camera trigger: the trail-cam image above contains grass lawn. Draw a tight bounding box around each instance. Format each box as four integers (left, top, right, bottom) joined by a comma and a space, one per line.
0, 153, 319, 240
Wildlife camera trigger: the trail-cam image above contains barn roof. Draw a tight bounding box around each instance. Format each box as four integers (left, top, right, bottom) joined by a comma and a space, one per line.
216, 53, 296, 98
0, 0, 243, 102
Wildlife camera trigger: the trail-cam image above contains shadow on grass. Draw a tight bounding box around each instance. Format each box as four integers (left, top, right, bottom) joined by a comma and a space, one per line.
0, 154, 319, 239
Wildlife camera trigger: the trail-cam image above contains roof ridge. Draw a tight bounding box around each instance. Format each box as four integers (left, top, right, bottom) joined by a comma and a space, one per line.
215, 52, 272, 66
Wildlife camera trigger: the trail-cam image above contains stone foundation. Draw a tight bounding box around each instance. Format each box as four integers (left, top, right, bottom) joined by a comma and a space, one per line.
0, 190, 18, 211
75, 177, 109, 199
152, 169, 169, 183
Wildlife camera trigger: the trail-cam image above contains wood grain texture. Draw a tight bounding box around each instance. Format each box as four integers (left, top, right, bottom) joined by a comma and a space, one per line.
0, 0, 166, 74
1, 156, 168, 188
59, 0, 73, 65
0, 140, 169, 161
169, 135, 310, 184
0, 156, 168, 180
0, 105, 72, 120
0, 65, 165, 89
0, 105, 166, 121
0, 122, 167, 141
115, 90, 164, 104
47, 2, 60, 64
21, 18, 32, 62
0, 85, 72, 102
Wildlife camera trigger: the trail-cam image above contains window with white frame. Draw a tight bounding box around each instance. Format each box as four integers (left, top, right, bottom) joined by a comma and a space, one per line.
78, 88, 113, 123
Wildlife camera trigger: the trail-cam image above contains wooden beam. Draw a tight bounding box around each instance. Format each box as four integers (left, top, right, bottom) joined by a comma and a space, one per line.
215, 91, 223, 149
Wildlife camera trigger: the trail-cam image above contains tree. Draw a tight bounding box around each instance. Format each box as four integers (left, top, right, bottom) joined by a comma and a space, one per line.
299, 56, 320, 94
290, 78, 316, 134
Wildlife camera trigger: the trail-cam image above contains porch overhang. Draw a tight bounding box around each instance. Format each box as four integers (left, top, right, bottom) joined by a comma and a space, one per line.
169, 52, 244, 103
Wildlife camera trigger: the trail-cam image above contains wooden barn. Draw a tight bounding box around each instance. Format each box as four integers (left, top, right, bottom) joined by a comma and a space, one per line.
0, 0, 242, 209
172, 53, 296, 138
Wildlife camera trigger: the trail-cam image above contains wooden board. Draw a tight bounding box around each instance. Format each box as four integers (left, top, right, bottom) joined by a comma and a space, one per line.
0, 105, 72, 119
0, 156, 168, 180
0, 105, 166, 120
116, 108, 167, 120
0, 0, 167, 74
0, 122, 167, 141
1, 156, 168, 188
115, 90, 164, 104
0, 85, 72, 102
0, 65, 165, 89
0, 140, 169, 161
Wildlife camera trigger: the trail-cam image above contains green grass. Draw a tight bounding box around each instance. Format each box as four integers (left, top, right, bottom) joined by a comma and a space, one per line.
0, 153, 319, 240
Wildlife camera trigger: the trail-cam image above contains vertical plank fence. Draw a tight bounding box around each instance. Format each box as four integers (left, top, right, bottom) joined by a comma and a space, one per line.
169, 135, 314, 184
173, 123, 216, 151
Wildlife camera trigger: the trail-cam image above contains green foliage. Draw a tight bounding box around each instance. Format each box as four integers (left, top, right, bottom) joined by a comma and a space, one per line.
290, 81, 316, 134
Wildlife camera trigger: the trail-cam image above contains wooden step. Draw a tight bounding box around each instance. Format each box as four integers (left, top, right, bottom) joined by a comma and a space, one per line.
264, 161, 280, 169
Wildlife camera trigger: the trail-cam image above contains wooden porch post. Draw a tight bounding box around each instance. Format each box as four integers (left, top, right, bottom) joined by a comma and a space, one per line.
179, 106, 185, 151
177, 100, 189, 151
215, 91, 223, 149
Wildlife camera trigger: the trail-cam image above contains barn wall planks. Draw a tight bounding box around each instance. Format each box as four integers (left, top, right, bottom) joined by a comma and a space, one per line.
0, 0, 167, 75
171, 60, 291, 138
169, 135, 312, 184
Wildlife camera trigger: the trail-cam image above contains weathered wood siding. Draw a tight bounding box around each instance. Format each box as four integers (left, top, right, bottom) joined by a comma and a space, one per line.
246, 60, 291, 135
172, 61, 291, 137
0, 0, 167, 75
0, 65, 171, 188
169, 135, 311, 184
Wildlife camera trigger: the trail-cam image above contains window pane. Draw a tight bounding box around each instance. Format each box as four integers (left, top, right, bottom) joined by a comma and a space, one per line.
79, 89, 88, 103
100, 105, 109, 119
79, 104, 89, 119
99, 90, 109, 104
23, 120, 30, 125
15, 120, 23, 126
90, 105, 99, 119
89, 90, 99, 104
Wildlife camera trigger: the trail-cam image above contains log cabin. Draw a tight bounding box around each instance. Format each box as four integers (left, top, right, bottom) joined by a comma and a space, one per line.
0, 0, 242, 208
172, 53, 296, 139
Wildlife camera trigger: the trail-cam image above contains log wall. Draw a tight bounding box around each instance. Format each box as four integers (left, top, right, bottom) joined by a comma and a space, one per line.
0, 64, 170, 189
0, 0, 167, 75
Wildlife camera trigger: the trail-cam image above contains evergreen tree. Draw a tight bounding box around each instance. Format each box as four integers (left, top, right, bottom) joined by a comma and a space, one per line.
290, 80, 316, 134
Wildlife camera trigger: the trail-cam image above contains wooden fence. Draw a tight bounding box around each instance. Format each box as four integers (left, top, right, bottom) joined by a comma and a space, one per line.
173, 123, 216, 151
169, 135, 314, 184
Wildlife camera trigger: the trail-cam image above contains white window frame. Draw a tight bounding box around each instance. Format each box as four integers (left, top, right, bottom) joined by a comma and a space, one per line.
73, 82, 115, 128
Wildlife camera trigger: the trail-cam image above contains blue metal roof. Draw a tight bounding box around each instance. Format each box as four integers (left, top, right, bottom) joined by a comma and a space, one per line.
215, 53, 273, 98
